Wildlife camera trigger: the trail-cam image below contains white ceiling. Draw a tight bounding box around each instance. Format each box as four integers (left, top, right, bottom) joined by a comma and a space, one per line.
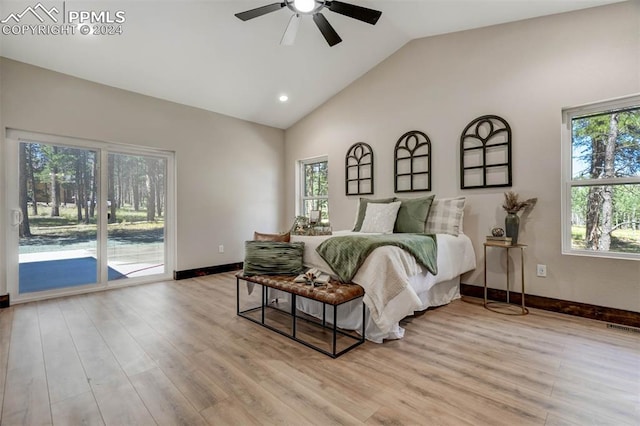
0, 0, 624, 129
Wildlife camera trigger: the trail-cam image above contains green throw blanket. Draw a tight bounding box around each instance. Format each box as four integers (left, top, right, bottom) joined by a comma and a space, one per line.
316, 234, 438, 283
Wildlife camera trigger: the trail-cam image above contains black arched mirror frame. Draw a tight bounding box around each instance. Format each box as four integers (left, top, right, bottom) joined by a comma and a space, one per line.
394, 130, 432, 193
345, 142, 374, 195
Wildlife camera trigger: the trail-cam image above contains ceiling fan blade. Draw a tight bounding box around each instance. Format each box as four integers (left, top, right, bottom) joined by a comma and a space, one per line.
326, 1, 382, 25
235, 2, 285, 21
280, 14, 300, 45
313, 13, 342, 46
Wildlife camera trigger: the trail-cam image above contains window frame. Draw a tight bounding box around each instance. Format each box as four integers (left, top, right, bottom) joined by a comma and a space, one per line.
561, 93, 640, 261
5, 128, 176, 303
297, 155, 329, 221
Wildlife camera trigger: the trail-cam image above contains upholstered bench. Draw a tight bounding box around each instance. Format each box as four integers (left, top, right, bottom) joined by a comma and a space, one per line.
236, 273, 365, 358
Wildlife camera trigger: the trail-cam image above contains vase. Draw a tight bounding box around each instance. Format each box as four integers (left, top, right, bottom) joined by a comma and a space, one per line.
505, 213, 520, 245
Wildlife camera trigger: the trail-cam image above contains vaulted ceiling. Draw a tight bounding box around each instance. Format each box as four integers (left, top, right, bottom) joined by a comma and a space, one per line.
0, 0, 624, 129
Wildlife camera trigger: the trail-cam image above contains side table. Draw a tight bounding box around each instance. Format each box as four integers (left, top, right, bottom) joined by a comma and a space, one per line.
483, 242, 529, 315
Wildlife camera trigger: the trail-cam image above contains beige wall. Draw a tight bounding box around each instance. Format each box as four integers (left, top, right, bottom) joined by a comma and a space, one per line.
284, 2, 640, 312
0, 58, 285, 295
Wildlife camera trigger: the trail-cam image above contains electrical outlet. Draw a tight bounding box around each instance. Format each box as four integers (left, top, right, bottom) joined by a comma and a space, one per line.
536, 264, 547, 277
218, 245, 224, 253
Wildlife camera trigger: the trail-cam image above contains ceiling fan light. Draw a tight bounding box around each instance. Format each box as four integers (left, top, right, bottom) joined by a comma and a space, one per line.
293, 0, 315, 13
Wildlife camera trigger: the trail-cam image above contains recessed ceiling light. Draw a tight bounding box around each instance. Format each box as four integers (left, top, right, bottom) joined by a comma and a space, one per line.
279, 95, 289, 102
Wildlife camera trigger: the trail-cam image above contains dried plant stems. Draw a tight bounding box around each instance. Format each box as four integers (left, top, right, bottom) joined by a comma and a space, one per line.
503, 191, 537, 214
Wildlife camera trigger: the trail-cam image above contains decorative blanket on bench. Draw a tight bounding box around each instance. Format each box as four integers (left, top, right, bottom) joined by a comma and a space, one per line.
316, 234, 438, 283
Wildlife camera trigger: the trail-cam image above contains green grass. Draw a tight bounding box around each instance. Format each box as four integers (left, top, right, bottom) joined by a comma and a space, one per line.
572, 225, 640, 253
22, 204, 164, 246
28, 205, 156, 226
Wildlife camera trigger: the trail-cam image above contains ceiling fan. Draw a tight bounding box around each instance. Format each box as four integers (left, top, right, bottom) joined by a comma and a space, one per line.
234, 0, 382, 47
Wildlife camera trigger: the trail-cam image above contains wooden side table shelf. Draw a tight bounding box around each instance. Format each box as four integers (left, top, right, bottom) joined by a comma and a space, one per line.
483, 242, 529, 315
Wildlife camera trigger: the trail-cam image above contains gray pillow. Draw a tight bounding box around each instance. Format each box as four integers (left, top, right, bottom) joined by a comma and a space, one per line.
394, 195, 435, 233
352, 197, 396, 231
243, 241, 305, 276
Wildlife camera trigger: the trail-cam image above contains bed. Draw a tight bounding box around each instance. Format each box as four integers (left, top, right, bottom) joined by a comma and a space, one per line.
289, 230, 476, 343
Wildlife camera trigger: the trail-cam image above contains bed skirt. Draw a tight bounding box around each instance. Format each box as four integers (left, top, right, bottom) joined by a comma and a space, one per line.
292, 276, 461, 343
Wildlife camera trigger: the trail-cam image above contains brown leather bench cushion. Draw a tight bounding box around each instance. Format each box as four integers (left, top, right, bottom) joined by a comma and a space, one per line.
237, 273, 364, 305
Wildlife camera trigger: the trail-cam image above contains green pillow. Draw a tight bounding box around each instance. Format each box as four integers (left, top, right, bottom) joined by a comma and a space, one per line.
352, 197, 396, 231
243, 241, 305, 276
394, 195, 435, 233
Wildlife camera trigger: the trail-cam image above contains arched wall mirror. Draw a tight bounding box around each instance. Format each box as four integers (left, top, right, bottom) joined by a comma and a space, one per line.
394, 130, 432, 193
460, 115, 512, 189
345, 142, 374, 195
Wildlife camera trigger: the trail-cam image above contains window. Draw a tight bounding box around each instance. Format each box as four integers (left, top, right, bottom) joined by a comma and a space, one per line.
299, 157, 329, 222
562, 94, 640, 260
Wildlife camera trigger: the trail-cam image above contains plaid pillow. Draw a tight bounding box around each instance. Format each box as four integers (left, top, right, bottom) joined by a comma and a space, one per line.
425, 197, 465, 235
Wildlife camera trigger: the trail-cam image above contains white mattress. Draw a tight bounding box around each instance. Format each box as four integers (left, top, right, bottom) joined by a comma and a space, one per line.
290, 231, 476, 342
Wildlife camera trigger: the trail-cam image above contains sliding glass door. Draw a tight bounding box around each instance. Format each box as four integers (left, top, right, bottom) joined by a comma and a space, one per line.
17, 142, 101, 293
6, 130, 174, 301
106, 153, 167, 279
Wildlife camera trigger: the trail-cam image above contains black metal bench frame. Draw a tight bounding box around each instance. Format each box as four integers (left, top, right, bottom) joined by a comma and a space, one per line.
236, 275, 365, 358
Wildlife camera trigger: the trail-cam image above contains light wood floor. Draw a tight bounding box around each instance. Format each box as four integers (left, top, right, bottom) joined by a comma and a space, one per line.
0, 272, 638, 425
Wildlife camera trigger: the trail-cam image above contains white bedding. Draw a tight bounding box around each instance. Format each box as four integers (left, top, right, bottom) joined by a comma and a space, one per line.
290, 231, 476, 342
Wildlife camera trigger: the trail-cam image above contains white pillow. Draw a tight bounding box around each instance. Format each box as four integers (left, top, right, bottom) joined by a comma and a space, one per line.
360, 201, 402, 234
425, 197, 465, 235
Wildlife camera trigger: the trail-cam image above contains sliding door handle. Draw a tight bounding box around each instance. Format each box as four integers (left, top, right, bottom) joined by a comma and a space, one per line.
11, 209, 23, 226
